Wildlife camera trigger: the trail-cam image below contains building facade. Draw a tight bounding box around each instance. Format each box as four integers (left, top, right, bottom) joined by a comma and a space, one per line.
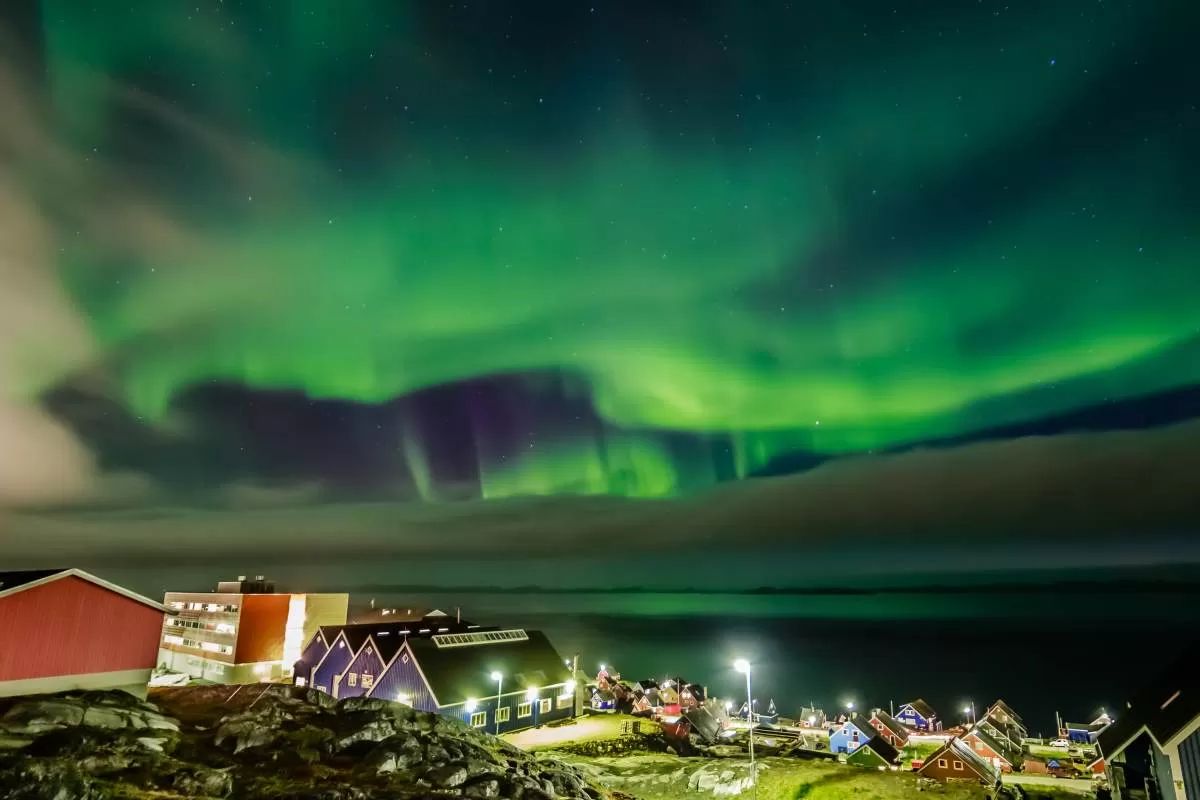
869, 709, 911, 748
896, 699, 941, 732
918, 739, 1001, 785
300, 625, 576, 734
845, 735, 899, 769
0, 569, 165, 698
158, 576, 347, 683
1098, 641, 1200, 800
830, 715, 877, 754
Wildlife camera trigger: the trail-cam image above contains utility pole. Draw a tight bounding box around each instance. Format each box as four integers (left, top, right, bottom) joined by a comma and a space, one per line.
572, 652, 580, 717
890, 700, 894, 717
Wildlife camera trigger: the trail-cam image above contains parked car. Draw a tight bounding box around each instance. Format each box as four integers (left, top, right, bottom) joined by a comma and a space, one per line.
1049, 739, 1071, 749
1047, 760, 1083, 779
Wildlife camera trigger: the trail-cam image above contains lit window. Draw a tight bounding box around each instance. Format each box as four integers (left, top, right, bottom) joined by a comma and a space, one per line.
470, 712, 487, 728
296, 678, 307, 688
953, 761, 963, 771
347, 673, 358, 687
557, 695, 572, 709
361, 674, 374, 689
539, 698, 551, 714
201, 642, 221, 653
496, 707, 510, 723
517, 703, 532, 718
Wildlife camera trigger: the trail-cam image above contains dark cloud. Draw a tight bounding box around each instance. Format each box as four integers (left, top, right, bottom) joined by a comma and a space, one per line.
4, 420, 1196, 582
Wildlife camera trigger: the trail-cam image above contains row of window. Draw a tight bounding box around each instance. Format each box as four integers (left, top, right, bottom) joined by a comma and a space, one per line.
468, 696, 572, 728
168, 601, 240, 613
936, 759, 965, 771
345, 672, 376, 690
162, 634, 233, 655
166, 618, 235, 634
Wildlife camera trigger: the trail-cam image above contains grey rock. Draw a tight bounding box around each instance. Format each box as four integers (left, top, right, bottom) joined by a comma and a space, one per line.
171, 765, 233, 797
426, 762, 469, 787
464, 777, 502, 799
337, 696, 396, 714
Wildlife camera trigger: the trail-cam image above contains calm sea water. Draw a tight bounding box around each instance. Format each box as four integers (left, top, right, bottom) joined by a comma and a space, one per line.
365, 590, 1200, 735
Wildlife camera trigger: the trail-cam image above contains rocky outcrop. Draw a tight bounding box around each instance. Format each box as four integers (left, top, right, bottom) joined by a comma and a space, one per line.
0, 687, 611, 800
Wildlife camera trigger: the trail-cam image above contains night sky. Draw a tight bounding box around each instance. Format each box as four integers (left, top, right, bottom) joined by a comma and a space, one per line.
1, 0, 1198, 588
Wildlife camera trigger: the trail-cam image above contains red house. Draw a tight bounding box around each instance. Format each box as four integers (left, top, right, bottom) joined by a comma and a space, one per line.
0, 569, 165, 699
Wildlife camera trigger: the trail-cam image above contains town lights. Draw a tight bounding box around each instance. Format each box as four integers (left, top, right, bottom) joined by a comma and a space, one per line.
465, 698, 478, 712
526, 686, 539, 701
733, 659, 757, 800
599, 664, 606, 672
565, 680, 576, 693
846, 701, 855, 711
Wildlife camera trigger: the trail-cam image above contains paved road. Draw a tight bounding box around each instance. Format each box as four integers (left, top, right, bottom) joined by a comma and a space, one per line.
502, 713, 632, 750
1003, 774, 1096, 794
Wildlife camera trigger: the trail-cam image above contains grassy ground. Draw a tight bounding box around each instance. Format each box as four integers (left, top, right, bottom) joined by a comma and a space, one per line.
561, 754, 990, 800
502, 713, 640, 751
900, 741, 944, 764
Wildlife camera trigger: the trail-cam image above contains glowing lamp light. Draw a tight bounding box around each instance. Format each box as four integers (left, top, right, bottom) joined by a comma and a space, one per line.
733, 659, 751, 674
465, 698, 478, 712
526, 687, 539, 701
565, 680, 576, 692
489, 671, 503, 682
725, 701, 733, 710
599, 663, 606, 672
808, 716, 817, 725
963, 706, 972, 714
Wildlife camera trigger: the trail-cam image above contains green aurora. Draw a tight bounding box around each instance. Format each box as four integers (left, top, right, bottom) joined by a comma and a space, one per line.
20, 0, 1200, 499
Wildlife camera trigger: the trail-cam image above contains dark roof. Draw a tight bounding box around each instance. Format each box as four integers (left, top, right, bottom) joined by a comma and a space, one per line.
870, 709, 909, 740
924, 739, 999, 781
405, 629, 571, 707
904, 699, 938, 719
848, 714, 877, 734
987, 699, 1025, 725
318, 619, 497, 652
0, 569, 66, 593
1064, 720, 1110, 732
968, 725, 1021, 764
979, 717, 1024, 749
1098, 639, 1200, 756
859, 735, 900, 764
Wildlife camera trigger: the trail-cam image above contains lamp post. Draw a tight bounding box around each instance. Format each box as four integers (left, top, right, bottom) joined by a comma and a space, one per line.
490, 671, 503, 736
734, 659, 757, 800
963, 703, 975, 726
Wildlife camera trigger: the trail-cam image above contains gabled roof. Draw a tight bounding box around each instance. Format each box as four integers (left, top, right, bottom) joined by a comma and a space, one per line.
901, 699, 938, 719
923, 739, 1000, 782
870, 709, 909, 741
987, 699, 1025, 726
1098, 639, 1200, 756
966, 725, 1021, 765
403, 629, 571, 707
842, 714, 877, 735
0, 568, 165, 611
852, 735, 899, 764
979, 716, 1024, 749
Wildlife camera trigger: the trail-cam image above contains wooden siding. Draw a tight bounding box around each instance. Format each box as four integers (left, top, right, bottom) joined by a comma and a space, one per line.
961, 734, 1013, 772
234, 594, 289, 663
0, 576, 163, 681
295, 634, 330, 683
369, 645, 437, 711
337, 641, 386, 699
919, 751, 993, 784
1181, 728, 1200, 800
830, 722, 869, 754
312, 637, 357, 694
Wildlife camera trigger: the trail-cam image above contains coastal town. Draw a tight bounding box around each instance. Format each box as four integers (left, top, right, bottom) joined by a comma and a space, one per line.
2, 568, 1198, 800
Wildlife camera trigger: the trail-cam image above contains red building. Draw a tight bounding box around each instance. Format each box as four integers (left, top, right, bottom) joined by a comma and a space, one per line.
0, 569, 165, 698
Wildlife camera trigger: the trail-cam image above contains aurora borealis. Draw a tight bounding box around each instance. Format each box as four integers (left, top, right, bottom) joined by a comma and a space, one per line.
1, 0, 1198, 581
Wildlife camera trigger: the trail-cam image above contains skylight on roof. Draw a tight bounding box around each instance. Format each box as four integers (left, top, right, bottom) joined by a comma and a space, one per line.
432, 629, 529, 648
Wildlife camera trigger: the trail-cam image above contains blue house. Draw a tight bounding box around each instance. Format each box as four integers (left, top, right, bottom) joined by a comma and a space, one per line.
830, 714, 878, 754
1065, 714, 1112, 744
294, 613, 489, 691
300, 625, 576, 735
895, 699, 941, 732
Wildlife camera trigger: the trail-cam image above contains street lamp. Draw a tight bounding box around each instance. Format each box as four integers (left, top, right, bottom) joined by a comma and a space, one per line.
846, 701, 856, 712
734, 659, 757, 800
963, 703, 975, 725
490, 671, 503, 735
